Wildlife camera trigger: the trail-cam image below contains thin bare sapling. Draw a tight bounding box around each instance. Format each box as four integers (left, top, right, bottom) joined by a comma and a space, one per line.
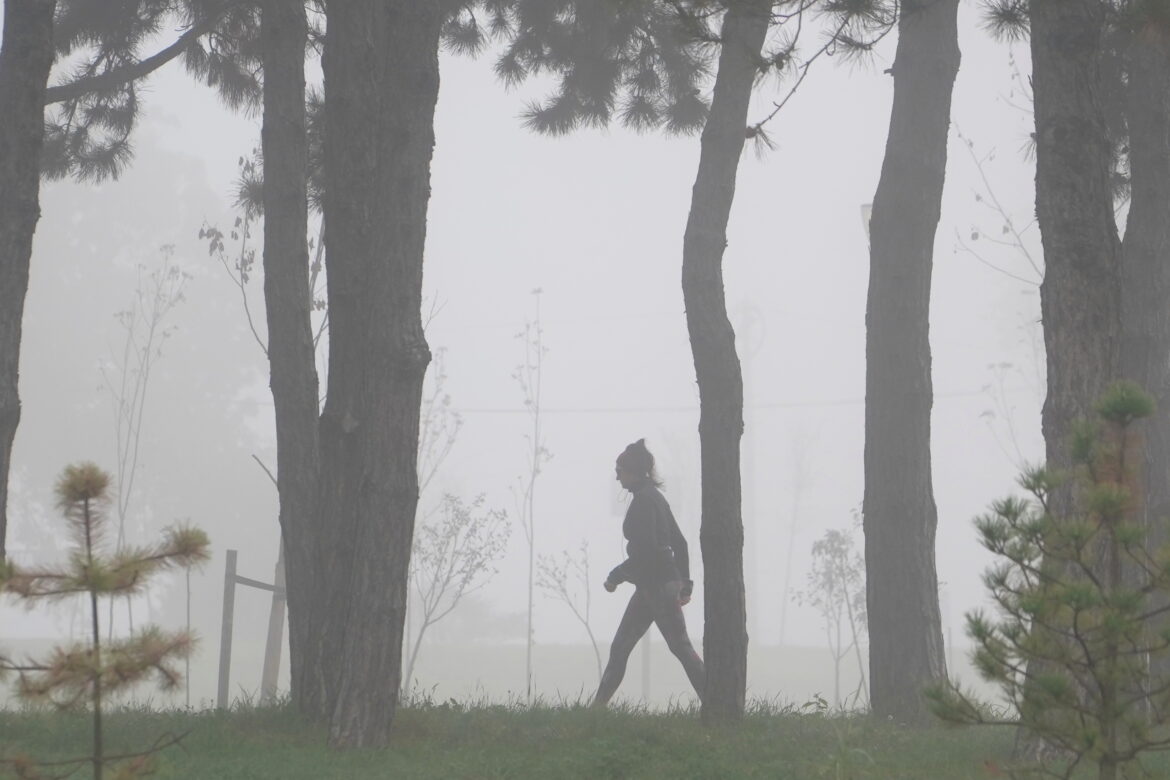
512, 288, 550, 702
101, 246, 190, 638
402, 494, 509, 693
404, 349, 512, 694
537, 540, 602, 682
794, 518, 868, 710
198, 151, 330, 360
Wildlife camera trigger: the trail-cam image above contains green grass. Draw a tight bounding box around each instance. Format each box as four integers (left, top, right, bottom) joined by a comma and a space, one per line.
1, 697, 1164, 779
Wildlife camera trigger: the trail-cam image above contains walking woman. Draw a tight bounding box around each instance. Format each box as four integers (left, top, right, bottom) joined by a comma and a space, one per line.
593, 438, 705, 707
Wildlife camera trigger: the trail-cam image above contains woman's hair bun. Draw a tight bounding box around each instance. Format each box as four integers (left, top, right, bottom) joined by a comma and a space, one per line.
617, 438, 662, 487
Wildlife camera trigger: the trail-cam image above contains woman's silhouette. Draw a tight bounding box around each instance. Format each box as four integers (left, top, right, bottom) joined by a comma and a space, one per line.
592, 439, 705, 707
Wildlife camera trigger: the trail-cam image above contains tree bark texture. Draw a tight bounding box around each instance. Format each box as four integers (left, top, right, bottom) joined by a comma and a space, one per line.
0, 0, 56, 561
1120, 22, 1170, 678
863, 0, 958, 725
1032, 0, 1121, 470
317, 0, 440, 748
258, 0, 320, 716
1018, 0, 1122, 756
681, 0, 769, 725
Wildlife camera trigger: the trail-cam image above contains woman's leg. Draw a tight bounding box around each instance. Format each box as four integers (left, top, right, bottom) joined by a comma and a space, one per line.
651, 581, 706, 700
592, 588, 654, 707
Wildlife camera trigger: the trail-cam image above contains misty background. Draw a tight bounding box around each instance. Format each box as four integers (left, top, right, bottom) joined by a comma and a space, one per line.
2, 4, 1042, 708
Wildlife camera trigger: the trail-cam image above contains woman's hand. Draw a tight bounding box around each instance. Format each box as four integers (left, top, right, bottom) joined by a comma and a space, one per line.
603, 580, 617, 593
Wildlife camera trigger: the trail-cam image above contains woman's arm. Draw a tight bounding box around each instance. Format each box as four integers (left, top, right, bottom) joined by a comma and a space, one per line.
666, 507, 693, 598
606, 493, 655, 586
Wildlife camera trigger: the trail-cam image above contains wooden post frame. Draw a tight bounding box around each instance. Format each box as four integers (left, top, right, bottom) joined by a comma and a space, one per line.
217, 547, 286, 710
217, 549, 238, 709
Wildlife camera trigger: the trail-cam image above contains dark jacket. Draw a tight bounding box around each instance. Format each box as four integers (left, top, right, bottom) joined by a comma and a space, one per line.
607, 482, 691, 592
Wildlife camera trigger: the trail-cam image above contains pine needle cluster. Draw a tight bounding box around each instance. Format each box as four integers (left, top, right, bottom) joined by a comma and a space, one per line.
42, 1, 260, 183
978, 0, 1170, 205
0, 463, 210, 780
927, 382, 1170, 780
438, 1, 897, 143
444, 0, 717, 135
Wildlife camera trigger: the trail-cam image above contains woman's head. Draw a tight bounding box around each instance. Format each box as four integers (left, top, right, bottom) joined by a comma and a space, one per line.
615, 438, 662, 490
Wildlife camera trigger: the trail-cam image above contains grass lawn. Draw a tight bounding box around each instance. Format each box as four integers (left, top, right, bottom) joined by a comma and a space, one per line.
2, 699, 1164, 779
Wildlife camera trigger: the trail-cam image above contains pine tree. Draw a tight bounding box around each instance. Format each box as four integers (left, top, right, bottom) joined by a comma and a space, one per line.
928, 383, 1170, 780
2, 0, 259, 564
313, 0, 443, 748
0, 463, 209, 780
0, 0, 56, 565
1116, 1, 1170, 680
863, 0, 959, 725
980, 0, 1170, 743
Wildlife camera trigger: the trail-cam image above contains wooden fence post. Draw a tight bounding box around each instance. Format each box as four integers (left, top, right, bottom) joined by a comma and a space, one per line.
217, 549, 238, 710
260, 540, 286, 703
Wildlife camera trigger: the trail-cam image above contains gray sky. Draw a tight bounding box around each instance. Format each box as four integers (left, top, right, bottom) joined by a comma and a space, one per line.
2, 4, 1046, 706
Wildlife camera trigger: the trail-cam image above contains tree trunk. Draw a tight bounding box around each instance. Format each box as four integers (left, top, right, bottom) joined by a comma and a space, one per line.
681, 0, 769, 725
258, 0, 320, 716
0, 0, 55, 561
1032, 0, 1121, 468
863, 0, 958, 726
317, 0, 440, 748
1018, 0, 1122, 756
1120, 18, 1170, 680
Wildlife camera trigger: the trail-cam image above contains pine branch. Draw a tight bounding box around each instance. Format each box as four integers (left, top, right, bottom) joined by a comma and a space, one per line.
45, 4, 236, 105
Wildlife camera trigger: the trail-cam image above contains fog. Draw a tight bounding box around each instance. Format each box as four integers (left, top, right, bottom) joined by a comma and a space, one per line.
2, 5, 1043, 709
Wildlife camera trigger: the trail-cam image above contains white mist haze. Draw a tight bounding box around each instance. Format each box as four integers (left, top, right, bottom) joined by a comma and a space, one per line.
2, 3, 1044, 708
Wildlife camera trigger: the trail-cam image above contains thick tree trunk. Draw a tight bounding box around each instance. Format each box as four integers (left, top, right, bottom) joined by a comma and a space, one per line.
863, 0, 958, 725
258, 1, 320, 716
681, 0, 769, 725
1032, 0, 1121, 467
317, 1, 440, 748
1120, 23, 1170, 679
1018, 0, 1122, 755
0, 0, 56, 561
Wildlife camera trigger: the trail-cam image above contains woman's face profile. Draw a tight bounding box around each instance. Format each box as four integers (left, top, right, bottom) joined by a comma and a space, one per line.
615, 461, 640, 490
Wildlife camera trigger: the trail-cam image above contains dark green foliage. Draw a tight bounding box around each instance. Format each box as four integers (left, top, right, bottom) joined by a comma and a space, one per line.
451, 1, 896, 139
42, 1, 261, 183
228, 89, 324, 218
985, 0, 1170, 39
0, 463, 210, 780
492, 1, 717, 135
979, 0, 1170, 202
927, 383, 1170, 780
179, 1, 262, 113
982, 0, 1030, 40
1095, 379, 1156, 424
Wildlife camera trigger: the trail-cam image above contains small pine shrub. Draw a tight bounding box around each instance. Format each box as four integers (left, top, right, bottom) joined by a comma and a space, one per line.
928, 382, 1170, 780
0, 463, 209, 779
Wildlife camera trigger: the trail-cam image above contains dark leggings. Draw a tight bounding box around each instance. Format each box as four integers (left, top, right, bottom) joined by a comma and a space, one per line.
592, 580, 705, 706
